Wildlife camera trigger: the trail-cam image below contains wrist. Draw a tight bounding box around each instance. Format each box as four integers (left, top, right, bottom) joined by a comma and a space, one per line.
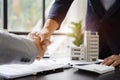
39, 28, 51, 41
42, 19, 59, 34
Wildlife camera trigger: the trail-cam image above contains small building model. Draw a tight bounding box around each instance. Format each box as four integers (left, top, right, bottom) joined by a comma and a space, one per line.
71, 45, 85, 61
71, 31, 99, 62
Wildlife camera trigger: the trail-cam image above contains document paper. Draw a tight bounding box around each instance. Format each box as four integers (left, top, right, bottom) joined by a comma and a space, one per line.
0, 59, 64, 79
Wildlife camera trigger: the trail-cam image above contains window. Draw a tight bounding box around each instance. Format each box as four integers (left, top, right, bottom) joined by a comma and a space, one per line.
72, 48, 81, 51
74, 53, 81, 55
8, 0, 53, 32
72, 57, 79, 60
0, 0, 3, 29
92, 58, 97, 61
1, 0, 87, 56
6, 0, 87, 33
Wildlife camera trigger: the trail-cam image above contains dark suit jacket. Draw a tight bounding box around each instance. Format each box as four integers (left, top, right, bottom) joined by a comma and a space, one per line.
48, 0, 120, 59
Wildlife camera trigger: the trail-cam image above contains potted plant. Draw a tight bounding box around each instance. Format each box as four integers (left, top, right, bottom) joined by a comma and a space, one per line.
67, 21, 83, 47
67, 21, 84, 60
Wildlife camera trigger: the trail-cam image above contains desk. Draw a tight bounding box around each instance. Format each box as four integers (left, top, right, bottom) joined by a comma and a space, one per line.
0, 67, 120, 80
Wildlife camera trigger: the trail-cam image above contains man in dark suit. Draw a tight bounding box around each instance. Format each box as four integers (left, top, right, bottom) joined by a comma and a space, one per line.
29, 0, 120, 67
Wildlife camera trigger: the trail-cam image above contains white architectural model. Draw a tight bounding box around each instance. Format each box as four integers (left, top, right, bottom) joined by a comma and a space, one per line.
71, 31, 99, 62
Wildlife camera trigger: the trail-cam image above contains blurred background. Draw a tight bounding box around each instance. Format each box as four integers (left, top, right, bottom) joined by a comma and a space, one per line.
0, 0, 87, 57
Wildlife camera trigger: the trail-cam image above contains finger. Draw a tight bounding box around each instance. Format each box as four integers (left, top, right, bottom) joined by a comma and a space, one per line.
35, 32, 41, 36
34, 40, 46, 59
101, 57, 110, 65
36, 56, 41, 60
27, 33, 37, 39
27, 33, 33, 38
42, 45, 47, 51
33, 32, 41, 40
41, 40, 51, 50
111, 60, 120, 67
36, 45, 46, 60
103, 59, 114, 66
42, 39, 51, 46
38, 32, 50, 41
32, 35, 41, 43
101, 55, 117, 65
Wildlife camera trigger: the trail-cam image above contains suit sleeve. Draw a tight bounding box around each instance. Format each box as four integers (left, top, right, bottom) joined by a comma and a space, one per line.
0, 31, 38, 65
47, 0, 74, 29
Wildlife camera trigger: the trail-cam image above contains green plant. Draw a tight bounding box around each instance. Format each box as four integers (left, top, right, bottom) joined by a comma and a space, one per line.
67, 21, 83, 47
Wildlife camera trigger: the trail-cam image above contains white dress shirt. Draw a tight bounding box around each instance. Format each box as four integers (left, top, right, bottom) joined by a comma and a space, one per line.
101, 0, 116, 11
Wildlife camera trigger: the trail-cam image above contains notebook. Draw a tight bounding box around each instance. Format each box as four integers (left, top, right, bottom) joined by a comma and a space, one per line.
0, 59, 65, 79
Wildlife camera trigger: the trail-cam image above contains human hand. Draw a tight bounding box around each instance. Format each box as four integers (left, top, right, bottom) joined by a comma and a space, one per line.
101, 55, 120, 67
27, 32, 50, 60
28, 19, 58, 59
34, 29, 51, 51
29, 19, 59, 55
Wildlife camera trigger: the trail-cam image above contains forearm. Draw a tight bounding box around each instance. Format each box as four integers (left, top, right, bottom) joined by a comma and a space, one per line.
41, 19, 59, 38
48, 0, 73, 26
0, 31, 38, 64
32, 0, 73, 38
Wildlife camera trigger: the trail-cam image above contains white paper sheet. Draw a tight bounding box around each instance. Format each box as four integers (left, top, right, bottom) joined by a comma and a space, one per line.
0, 58, 103, 79
0, 59, 65, 79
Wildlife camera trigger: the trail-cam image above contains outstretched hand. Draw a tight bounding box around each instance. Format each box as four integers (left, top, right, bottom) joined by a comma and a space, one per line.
27, 19, 59, 60
27, 32, 50, 60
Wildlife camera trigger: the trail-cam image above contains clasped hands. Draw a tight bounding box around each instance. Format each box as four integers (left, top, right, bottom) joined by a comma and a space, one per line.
27, 32, 120, 67
27, 32, 50, 60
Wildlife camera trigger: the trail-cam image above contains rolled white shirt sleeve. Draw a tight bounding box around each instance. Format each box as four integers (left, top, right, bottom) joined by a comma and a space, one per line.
0, 30, 38, 65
